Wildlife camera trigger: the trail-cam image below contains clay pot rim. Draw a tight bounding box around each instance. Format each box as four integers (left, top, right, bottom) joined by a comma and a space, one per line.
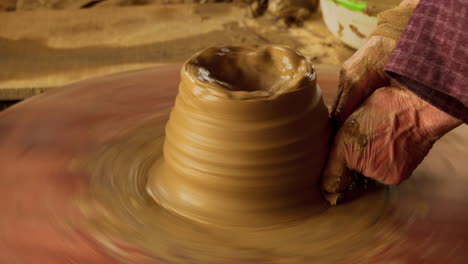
181, 45, 317, 101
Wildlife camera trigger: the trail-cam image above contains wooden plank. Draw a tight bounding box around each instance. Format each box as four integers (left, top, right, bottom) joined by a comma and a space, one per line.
0, 3, 353, 100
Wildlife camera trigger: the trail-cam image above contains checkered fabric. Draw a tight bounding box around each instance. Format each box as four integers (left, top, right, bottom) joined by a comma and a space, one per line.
385, 0, 468, 123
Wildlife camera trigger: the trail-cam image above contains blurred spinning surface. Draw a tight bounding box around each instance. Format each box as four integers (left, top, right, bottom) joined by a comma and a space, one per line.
0, 64, 467, 264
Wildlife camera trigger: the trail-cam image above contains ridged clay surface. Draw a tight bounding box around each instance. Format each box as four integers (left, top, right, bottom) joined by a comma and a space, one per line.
148, 46, 330, 226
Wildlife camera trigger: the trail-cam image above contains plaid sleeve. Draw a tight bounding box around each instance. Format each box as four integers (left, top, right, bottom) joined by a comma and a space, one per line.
384, 0, 468, 123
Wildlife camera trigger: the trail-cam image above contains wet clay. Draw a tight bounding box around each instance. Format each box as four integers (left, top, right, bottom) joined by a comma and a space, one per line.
81, 121, 397, 264
349, 24, 366, 39
268, 0, 318, 24
248, 0, 318, 25
147, 46, 330, 227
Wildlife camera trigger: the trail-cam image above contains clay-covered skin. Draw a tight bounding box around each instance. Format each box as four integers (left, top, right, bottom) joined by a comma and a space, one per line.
330, 5, 416, 128
268, 0, 318, 24
321, 6, 440, 204
356, 0, 401, 16
147, 46, 330, 227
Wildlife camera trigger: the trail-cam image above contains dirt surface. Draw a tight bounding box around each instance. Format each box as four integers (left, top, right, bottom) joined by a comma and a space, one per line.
2, 0, 241, 11
0, 2, 354, 101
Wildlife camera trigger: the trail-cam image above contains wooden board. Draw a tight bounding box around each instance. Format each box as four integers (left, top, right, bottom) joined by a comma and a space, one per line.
0, 3, 353, 100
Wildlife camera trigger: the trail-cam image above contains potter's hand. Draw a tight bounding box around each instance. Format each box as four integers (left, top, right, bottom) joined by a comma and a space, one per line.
320, 2, 462, 205
331, 35, 396, 127
322, 85, 462, 204
331, 5, 416, 127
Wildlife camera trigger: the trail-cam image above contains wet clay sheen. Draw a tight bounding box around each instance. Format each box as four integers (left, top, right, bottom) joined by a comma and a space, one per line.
147, 46, 330, 227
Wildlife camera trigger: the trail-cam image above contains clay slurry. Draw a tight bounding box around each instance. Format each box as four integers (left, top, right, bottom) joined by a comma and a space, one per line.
190, 46, 307, 94
147, 45, 331, 227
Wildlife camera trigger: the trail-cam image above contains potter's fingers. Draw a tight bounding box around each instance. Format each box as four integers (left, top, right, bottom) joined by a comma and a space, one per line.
331, 37, 396, 128
321, 131, 353, 205
330, 39, 373, 128
331, 66, 391, 129
331, 68, 370, 129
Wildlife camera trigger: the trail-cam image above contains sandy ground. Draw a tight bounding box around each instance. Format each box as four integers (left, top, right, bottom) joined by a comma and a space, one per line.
0, 2, 354, 101
2, 0, 242, 11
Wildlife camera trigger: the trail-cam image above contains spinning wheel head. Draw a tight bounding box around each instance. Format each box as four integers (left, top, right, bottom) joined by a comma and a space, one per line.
1, 47, 468, 264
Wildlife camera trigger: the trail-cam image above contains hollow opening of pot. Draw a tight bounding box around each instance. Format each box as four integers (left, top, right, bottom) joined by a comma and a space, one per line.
188, 46, 314, 96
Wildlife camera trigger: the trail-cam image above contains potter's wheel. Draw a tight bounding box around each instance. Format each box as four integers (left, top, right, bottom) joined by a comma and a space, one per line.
1, 64, 468, 264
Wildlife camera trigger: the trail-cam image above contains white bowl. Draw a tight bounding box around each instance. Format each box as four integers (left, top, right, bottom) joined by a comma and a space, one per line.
320, 0, 378, 49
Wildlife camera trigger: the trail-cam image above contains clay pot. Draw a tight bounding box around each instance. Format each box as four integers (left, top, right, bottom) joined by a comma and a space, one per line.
148, 45, 330, 227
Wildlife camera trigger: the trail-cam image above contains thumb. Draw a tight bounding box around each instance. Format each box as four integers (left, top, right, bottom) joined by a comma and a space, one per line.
321, 128, 353, 205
